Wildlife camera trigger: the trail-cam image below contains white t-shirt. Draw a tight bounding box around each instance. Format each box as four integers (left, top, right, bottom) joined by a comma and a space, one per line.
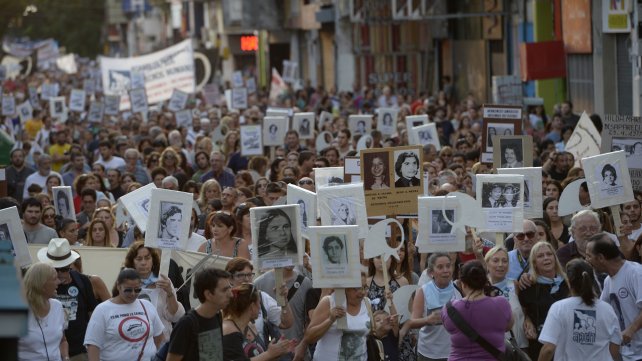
312, 295, 369, 361
23, 171, 64, 198
539, 297, 621, 361
94, 156, 126, 171
629, 226, 642, 243
600, 261, 642, 360
18, 299, 66, 361
84, 299, 164, 361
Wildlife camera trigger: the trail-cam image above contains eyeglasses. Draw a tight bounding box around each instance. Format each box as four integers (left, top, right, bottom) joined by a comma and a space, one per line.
55, 266, 71, 273
575, 226, 600, 234
233, 272, 255, 280
299, 180, 314, 186
43, 214, 55, 219
122, 287, 143, 294
514, 231, 536, 241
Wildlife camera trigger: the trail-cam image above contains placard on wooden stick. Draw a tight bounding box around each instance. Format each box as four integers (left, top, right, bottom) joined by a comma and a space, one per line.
602, 114, 642, 191
481, 104, 522, 163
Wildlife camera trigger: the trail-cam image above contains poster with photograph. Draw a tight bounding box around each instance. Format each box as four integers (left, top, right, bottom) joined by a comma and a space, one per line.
129, 88, 148, 114
174, 109, 192, 128
231, 87, 248, 110
262, 116, 288, 146
481, 105, 522, 163
282, 60, 298, 83
417, 196, 465, 252
240, 125, 263, 156
492, 136, 534, 169
17, 101, 33, 123
348, 115, 372, 138
83, 79, 96, 95
2, 94, 16, 116
232, 71, 244, 88
104, 94, 121, 115
145, 189, 192, 250
49, 96, 66, 117
318, 111, 333, 130
87, 101, 104, 123
0, 206, 31, 268
292, 112, 314, 140
343, 157, 361, 184
69, 89, 86, 112
602, 114, 642, 191
250, 204, 303, 270
405, 115, 428, 137
202, 83, 220, 105
52, 186, 76, 221
28, 86, 40, 109
246, 77, 257, 94
41, 83, 59, 100
565, 112, 601, 168
360, 146, 423, 216
120, 183, 157, 231
497, 167, 543, 219
317, 183, 369, 238
582, 151, 634, 208
309, 225, 361, 288
475, 174, 524, 232
168, 89, 189, 112
409, 123, 440, 150
377, 108, 398, 136
314, 166, 345, 192
287, 184, 317, 239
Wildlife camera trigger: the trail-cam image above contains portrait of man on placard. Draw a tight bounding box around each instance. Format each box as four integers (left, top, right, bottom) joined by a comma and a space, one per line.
299, 118, 311, 137
322, 235, 348, 265
330, 200, 357, 226
356, 120, 367, 135
431, 210, 454, 234
157, 202, 183, 245
500, 139, 524, 168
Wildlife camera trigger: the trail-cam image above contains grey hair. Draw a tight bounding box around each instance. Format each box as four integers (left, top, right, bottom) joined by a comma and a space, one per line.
162, 176, 179, 188
426, 252, 451, 273
569, 210, 600, 233
38, 154, 52, 164
124, 148, 139, 158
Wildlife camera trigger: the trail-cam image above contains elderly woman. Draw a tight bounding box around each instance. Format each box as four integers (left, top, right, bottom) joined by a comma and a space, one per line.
409, 253, 462, 361
85, 268, 164, 361
222, 283, 295, 360
19, 262, 69, 361
305, 273, 371, 361
123, 242, 185, 342
517, 241, 570, 359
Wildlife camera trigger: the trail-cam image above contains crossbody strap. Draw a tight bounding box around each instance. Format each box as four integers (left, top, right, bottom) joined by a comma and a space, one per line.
287, 274, 305, 302
445, 301, 502, 360
138, 300, 151, 361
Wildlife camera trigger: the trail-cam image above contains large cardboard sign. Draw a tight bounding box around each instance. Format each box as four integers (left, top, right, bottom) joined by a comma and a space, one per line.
481, 105, 522, 163
144, 189, 192, 250
309, 225, 361, 288
318, 183, 369, 238
417, 196, 466, 252
360, 145, 423, 216
602, 114, 642, 191
475, 174, 525, 232
250, 204, 303, 270
582, 151, 634, 208
497, 167, 543, 219
565, 112, 601, 168
100, 40, 195, 110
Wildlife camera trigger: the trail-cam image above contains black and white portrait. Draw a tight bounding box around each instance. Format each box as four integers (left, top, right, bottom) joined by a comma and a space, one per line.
612, 137, 642, 169
293, 112, 314, 140
500, 139, 524, 168
157, 201, 183, 246
481, 183, 521, 208
349, 115, 371, 138
418, 130, 432, 142
104, 95, 120, 115
263, 116, 288, 146
255, 207, 299, 259
241, 125, 262, 156
330, 199, 357, 226
393, 150, 421, 188
168, 89, 188, 112
377, 108, 397, 136
431, 210, 454, 234
129, 88, 148, 113
299, 118, 311, 136
87, 102, 104, 123
54, 190, 72, 219
321, 235, 348, 265
297, 199, 308, 230
69, 89, 85, 112
596, 163, 624, 198
138, 198, 151, 215
363, 151, 390, 191
486, 123, 515, 151
0, 223, 11, 243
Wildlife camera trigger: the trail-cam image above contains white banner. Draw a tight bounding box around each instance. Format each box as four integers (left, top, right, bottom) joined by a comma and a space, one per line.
100, 40, 195, 110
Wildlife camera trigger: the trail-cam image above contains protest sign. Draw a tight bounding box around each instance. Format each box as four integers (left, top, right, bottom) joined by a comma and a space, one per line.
104, 95, 120, 115
475, 174, 524, 232
129, 88, 148, 114
69, 89, 86, 112
2, 94, 16, 116
565, 111, 601, 168
231, 87, 248, 109
168, 89, 189, 112
481, 105, 522, 163
602, 114, 642, 191
17, 101, 33, 122
87, 101, 104, 123
582, 151, 634, 208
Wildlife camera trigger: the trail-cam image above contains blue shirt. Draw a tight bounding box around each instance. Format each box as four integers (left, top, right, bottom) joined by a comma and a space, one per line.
200, 169, 235, 188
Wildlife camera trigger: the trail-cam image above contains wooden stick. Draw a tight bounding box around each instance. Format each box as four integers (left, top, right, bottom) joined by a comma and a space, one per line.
381, 254, 391, 296
611, 206, 622, 236
495, 233, 504, 246
334, 288, 348, 330
274, 268, 286, 306
159, 248, 171, 277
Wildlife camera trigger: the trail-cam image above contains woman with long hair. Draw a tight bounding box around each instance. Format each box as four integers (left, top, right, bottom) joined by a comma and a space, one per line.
256, 208, 298, 257
18, 262, 69, 361
123, 242, 185, 342
57, 218, 80, 245
544, 180, 562, 201
543, 197, 570, 247
85, 268, 164, 360
199, 212, 251, 259
253, 177, 270, 204
366, 256, 410, 311
268, 157, 287, 182
517, 241, 570, 359
197, 179, 221, 213
159, 147, 184, 177
92, 207, 123, 247
222, 283, 295, 360
42, 204, 57, 229
46, 174, 62, 200
84, 219, 111, 247
538, 259, 621, 360
442, 260, 513, 360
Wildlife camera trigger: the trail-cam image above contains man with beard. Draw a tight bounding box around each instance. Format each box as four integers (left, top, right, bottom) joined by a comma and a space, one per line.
62, 153, 88, 192
220, 186, 238, 214
6, 149, 35, 202
622, 199, 642, 242
21, 197, 58, 244
547, 151, 573, 181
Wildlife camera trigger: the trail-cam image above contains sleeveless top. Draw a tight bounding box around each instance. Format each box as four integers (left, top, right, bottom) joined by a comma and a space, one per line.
367, 276, 401, 311
417, 281, 462, 359
205, 237, 242, 257
312, 294, 370, 361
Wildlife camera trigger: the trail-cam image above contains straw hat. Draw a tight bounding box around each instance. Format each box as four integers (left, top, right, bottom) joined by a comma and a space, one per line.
37, 238, 80, 268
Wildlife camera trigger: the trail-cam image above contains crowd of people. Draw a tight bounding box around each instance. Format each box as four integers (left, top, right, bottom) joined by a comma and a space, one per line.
4, 64, 642, 361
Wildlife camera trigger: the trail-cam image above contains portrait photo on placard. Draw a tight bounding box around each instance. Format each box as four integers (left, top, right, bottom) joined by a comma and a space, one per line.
362, 151, 391, 191
129, 88, 148, 113
52, 186, 75, 221
250, 204, 302, 269
479, 182, 522, 208
240, 125, 263, 156
320, 234, 349, 270
582, 151, 634, 208
475, 174, 524, 233
309, 225, 360, 288
405, 115, 428, 137
292, 112, 314, 139
286, 184, 317, 239
498, 167, 542, 218
0, 206, 32, 268
120, 183, 157, 231
104, 95, 120, 115
263, 116, 288, 146
156, 201, 183, 244
314, 166, 345, 192
393, 149, 421, 188
329, 198, 357, 226
377, 108, 398, 135
348, 115, 372, 137
431, 209, 454, 234
611, 137, 642, 169
318, 183, 368, 238
485, 123, 515, 151
417, 196, 465, 252
50, 97, 66, 117
318, 111, 333, 130
410, 123, 440, 150
145, 188, 191, 250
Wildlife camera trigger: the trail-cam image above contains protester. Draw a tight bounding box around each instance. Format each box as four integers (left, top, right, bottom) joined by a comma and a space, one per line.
22, 197, 59, 244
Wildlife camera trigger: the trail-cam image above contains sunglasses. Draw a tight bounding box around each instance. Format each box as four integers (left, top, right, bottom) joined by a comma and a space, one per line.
55, 266, 71, 273
43, 214, 55, 219
299, 180, 314, 186
122, 287, 143, 294
514, 231, 536, 241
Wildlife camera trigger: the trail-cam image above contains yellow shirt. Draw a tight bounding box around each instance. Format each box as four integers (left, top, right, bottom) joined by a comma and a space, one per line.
23, 118, 43, 139
49, 143, 71, 172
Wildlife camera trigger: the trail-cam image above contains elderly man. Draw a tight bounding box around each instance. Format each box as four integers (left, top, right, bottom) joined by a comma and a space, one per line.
118, 148, 150, 184
220, 186, 238, 214
23, 154, 63, 199
586, 233, 642, 360
507, 219, 539, 280
200, 151, 235, 188
556, 210, 618, 267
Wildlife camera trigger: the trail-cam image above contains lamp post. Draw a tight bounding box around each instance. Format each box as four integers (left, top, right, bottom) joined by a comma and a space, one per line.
0, 240, 29, 361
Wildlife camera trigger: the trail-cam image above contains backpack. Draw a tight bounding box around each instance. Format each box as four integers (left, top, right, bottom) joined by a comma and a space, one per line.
153, 310, 200, 361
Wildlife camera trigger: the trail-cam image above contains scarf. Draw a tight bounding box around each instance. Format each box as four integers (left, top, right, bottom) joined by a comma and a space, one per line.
424, 280, 455, 310
492, 278, 510, 299
536, 275, 564, 294
141, 274, 159, 288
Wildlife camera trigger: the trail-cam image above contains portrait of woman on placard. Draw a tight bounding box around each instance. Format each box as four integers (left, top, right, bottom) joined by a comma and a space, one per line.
157, 203, 182, 245
257, 208, 298, 258
394, 151, 420, 187
55, 189, 72, 219
297, 199, 308, 229
364, 152, 390, 190
299, 118, 311, 136
601, 163, 618, 187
